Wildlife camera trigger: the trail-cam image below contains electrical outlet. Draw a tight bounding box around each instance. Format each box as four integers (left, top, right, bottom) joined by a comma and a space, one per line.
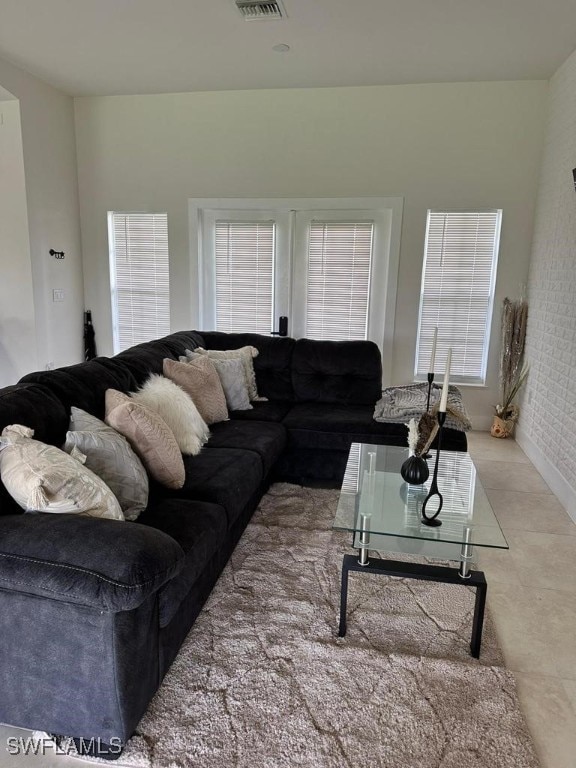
53, 289, 65, 302
45, 361, 54, 371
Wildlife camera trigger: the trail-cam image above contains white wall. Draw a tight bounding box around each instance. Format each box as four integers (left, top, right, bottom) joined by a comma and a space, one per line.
0, 98, 37, 385
0, 55, 84, 373
74, 81, 548, 426
516, 49, 576, 522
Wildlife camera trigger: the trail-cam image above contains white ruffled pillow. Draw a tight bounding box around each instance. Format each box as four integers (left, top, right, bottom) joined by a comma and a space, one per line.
131, 375, 209, 456
0, 424, 124, 520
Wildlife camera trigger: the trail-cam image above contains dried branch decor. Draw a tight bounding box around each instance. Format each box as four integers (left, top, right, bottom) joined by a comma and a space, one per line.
493, 297, 528, 435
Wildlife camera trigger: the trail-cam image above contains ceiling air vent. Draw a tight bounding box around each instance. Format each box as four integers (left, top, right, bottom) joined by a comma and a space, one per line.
234, 1, 285, 21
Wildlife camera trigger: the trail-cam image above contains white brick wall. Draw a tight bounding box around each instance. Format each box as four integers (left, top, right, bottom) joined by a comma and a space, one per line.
519, 49, 576, 518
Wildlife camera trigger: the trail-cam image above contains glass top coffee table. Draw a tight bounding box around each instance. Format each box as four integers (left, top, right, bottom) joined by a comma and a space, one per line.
333, 443, 508, 658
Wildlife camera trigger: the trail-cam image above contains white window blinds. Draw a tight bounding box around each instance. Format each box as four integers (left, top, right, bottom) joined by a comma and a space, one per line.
306, 221, 374, 341
415, 211, 501, 384
215, 221, 275, 334
109, 212, 170, 353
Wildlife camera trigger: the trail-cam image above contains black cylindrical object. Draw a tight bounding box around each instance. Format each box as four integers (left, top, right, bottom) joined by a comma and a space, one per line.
84, 310, 97, 361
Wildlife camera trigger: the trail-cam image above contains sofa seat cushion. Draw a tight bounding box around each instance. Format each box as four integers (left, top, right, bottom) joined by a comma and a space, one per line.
228, 401, 292, 423
282, 403, 467, 452
205, 421, 287, 475
155, 448, 263, 527
138, 499, 227, 627
0, 513, 185, 612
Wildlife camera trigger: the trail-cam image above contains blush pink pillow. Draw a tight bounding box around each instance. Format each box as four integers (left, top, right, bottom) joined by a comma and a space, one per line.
104, 389, 185, 490
163, 357, 228, 425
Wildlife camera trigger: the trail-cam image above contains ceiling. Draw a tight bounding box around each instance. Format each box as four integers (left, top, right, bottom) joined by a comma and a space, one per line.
0, 0, 575, 97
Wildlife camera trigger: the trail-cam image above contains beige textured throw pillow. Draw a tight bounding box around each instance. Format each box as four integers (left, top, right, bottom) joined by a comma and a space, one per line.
189, 346, 262, 401
163, 357, 228, 425
65, 407, 149, 521
131, 375, 209, 455
105, 390, 185, 490
0, 424, 124, 520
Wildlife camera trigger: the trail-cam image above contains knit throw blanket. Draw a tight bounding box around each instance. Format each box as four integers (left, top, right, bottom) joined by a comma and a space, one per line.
373, 382, 472, 431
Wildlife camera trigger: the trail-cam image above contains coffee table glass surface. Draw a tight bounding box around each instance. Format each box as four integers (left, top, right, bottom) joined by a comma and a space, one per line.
333, 443, 508, 552
333, 443, 505, 658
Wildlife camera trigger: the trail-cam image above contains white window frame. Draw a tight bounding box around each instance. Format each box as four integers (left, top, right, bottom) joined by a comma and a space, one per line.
291, 208, 387, 342
199, 208, 291, 332
414, 209, 502, 386
108, 211, 171, 354
189, 197, 403, 386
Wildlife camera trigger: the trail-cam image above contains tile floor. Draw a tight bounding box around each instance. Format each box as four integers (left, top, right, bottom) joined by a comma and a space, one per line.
1, 431, 575, 767
468, 431, 576, 768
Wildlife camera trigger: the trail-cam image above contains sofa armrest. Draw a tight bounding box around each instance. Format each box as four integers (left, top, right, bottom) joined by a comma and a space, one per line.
0, 513, 185, 613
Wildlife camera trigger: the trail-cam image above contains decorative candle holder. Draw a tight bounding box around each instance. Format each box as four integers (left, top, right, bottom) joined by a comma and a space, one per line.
420, 410, 446, 527
422, 372, 435, 459
425, 372, 434, 412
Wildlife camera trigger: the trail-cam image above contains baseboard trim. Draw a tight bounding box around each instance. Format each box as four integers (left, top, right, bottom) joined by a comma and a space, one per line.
515, 424, 576, 524
469, 414, 493, 431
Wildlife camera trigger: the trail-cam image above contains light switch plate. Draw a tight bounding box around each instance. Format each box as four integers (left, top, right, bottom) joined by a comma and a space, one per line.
53, 289, 65, 302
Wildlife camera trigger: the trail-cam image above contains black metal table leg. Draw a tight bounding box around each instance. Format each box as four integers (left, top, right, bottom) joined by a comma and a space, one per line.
338, 556, 350, 637
470, 579, 487, 658
337, 553, 488, 658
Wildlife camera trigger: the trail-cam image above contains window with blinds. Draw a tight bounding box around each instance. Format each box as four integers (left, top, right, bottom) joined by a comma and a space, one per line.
215, 221, 275, 334
108, 212, 170, 353
415, 210, 501, 384
306, 221, 374, 341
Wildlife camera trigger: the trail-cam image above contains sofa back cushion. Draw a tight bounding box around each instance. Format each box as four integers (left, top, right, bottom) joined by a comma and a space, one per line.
19, 359, 138, 420
114, 332, 205, 385
291, 339, 382, 405
200, 332, 295, 401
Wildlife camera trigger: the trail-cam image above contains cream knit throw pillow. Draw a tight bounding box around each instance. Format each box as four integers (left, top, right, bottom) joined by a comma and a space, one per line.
0, 424, 124, 519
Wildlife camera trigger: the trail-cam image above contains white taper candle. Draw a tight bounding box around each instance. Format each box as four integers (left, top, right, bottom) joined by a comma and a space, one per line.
439, 348, 452, 412
429, 327, 438, 373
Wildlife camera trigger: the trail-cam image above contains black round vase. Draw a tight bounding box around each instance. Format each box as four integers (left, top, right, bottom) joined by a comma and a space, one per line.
400, 455, 429, 485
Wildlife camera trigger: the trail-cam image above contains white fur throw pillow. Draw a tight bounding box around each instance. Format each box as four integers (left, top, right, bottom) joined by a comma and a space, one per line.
131, 375, 209, 456
0, 424, 124, 520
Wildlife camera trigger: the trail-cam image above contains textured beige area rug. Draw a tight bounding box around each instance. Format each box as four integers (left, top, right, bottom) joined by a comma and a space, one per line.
112, 484, 538, 767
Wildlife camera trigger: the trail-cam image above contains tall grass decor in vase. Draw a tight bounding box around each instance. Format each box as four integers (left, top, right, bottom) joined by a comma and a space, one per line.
492, 297, 528, 438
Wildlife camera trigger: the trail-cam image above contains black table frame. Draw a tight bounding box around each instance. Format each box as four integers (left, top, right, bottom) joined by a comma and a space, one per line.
338, 553, 488, 658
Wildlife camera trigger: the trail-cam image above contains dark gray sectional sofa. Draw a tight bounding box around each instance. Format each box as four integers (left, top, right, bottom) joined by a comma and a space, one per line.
0, 330, 467, 755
